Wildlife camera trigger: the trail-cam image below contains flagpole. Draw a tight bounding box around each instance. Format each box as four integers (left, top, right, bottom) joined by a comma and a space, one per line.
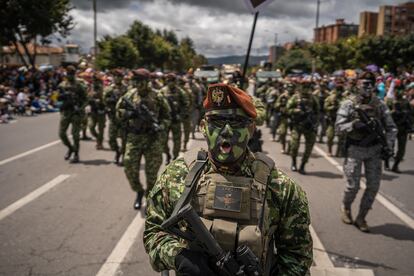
241, 11, 259, 89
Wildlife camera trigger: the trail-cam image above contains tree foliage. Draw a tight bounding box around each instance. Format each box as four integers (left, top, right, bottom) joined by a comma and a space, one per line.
0, 0, 74, 68
97, 20, 206, 72
276, 48, 312, 74
309, 35, 414, 73
95, 35, 139, 69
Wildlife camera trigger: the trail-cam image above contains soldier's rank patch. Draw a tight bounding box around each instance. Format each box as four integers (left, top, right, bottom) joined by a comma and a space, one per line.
211, 87, 225, 106
213, 186, 242, 212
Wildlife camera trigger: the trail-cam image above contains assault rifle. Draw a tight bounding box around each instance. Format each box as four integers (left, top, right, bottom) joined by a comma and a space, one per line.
122, 98, 161, 134
161, 204, 263, 276
354, 107, 393, 160
298, 101, 317, 132
58, 89, 81, 114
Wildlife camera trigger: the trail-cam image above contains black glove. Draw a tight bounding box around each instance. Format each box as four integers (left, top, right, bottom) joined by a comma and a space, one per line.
353, 120, 369, 131
175, 249, 215, 276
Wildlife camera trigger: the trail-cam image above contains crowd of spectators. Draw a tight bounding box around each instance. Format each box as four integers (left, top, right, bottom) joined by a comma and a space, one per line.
0, 67, 62, 123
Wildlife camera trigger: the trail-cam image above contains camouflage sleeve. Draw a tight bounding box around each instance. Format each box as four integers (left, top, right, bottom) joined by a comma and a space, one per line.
143, 159, 189, 272
379, 101, 397, 148
287, 95, 300, 116
102, 86, 112, 105
157, 94, 171, 130
312, 95, 320, 117
324, 95, 334, 112
251, 96, 266, 126
78, 81, 89, 108
179, 87, 190, 115
335, 99, 355, 134
268, 169, 313, 275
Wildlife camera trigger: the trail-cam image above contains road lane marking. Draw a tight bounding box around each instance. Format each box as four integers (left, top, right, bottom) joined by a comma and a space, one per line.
314, 145, 414, 229
97, 138, 197, 276
96, 212, 146, 276
0, 139, 61, 166
310, 225, 334, 268
0, 174, 71, 221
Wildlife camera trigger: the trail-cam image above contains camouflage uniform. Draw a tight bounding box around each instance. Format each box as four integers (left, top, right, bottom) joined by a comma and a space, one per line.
88, 78, 106, 149
144, 83, 312, 275
160, 80, 190, 161
324, 89, 344, 156
287, 86, 319, 173
58, 74, 88, 162
179, 80, 194, 151
336, 92, 397, 230
313, 85, 329, 143
386, 90, 414, 172
104, 79, 127, 162
116, 70, 171, 209
275, 86, 293, 153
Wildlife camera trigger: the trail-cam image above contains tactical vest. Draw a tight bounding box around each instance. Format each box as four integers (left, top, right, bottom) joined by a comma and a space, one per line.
183, 149, 276, 266
126, 89, 159, 134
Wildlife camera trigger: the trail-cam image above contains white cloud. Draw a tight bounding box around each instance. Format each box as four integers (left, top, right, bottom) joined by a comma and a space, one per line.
66, 0, 408, 57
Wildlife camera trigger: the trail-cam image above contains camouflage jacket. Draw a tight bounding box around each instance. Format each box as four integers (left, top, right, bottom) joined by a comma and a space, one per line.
116, 88, 171, 134
103, 83, 127, 119
58, 79, 88, 115
335, 95, 397, 147
160, 85, 190, 123
324, 91, 343, 121
144, 151, 313, 275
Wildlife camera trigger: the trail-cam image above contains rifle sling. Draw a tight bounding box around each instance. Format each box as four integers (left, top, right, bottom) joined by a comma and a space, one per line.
169, 151, 208, 219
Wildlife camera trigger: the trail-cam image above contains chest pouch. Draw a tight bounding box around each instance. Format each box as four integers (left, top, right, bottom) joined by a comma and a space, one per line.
202, 173, 253, 221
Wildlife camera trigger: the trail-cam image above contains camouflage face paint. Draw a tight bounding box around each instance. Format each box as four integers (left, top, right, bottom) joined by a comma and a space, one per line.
204, 116, 252, 164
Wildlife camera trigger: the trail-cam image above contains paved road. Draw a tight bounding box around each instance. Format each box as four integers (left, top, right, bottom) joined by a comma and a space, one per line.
0, 113, 413, 276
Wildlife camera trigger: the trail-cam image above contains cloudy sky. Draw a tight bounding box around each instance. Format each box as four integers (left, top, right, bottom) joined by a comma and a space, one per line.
66, 0, 406, 57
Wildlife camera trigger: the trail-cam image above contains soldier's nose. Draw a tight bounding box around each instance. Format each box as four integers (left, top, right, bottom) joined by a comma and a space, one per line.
221, 123, 233, 138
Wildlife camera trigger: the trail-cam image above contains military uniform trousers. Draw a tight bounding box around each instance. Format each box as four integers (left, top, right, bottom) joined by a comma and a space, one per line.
277, 117, 288, 148
326, 122, 335, 149
108, 116, 121, 152
395, 130, 408, 162
165, 122, 182, 159
124, 133, 163, 194
59, 113, 82, 153
318, 112, 327, 141
182, 115, 192, 146
81, 113, 89, 135
343, 144, 382, 211
89, 113, 106, 145
290, 127, 316, 164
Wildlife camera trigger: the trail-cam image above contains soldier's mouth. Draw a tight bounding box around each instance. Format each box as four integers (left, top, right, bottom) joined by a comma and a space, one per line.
220, 141, 232, 154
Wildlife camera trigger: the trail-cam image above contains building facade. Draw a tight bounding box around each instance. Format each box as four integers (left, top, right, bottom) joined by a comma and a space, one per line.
358, 12, 379, 37
314, 19, 359, 43
377, 3, 414, 36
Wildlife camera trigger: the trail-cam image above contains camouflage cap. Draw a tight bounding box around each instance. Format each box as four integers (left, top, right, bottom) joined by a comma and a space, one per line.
203, 83, 257, 119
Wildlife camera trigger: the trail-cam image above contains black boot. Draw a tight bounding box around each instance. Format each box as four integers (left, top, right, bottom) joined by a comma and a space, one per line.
70, 152, 79, 163
354, 208, 370, 232
134, 191, 144, 210
64, 149, 73, 160
114, 150, 120, 165
384, 159, 390, 171
81, 131, 92, 140
391, 160, 401, 173
298, 162, 306, 175
165, 152, 171, 165
291, 158, 297, 171
340, 205, 353, 224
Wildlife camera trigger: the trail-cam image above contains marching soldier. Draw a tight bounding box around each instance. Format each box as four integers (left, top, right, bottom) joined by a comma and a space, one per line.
58, 65, 88, 163
324, 81, 345, 156
178, 76, 193, 152
275, 82, 295, 153
386, 84, 414, 173
160, 73, 190, 163
336, 73, 397, 232
116, 69, 171, 209
313, 81, 329, 143
104, 69, 127, 164
144, 83, 312, 275
287, 81, 319, 174
88, 73, 106, 150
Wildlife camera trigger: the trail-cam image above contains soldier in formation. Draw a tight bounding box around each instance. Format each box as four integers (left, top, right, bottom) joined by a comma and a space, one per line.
116, 69, 171, 210
58, 66, 88, 163
88, 73, 106, 150
287, 81, 319, 174
144, 83, 312, 275
336, 72, 397, 232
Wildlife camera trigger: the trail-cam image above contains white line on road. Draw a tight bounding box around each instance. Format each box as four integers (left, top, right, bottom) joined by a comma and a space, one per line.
95, 212, 146, 276
0, 174, 71, 221
0, 139, 61, 167
314, 145, 414, 229
310, 225, 334, 268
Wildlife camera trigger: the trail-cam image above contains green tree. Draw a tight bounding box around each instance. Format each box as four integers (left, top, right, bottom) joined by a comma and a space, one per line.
96, 35, 139, 69
276, 48, 312, 74
127, 20, 155, 67
0, 0, 73, 68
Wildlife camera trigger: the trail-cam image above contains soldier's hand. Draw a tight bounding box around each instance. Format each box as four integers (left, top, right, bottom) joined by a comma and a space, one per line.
352, 119, 368, 131
175, 249, 215, 276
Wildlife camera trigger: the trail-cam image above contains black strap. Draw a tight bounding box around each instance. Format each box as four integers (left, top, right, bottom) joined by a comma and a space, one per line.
169, 151, 207, 219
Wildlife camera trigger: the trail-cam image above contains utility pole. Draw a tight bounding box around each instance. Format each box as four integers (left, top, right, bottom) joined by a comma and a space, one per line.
316, 0, 321, 29
93, 0, 97, 67
241, 11, 259, 89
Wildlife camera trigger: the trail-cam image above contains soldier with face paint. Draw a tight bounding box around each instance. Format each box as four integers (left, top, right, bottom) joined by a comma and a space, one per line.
144, 83, 312, 275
